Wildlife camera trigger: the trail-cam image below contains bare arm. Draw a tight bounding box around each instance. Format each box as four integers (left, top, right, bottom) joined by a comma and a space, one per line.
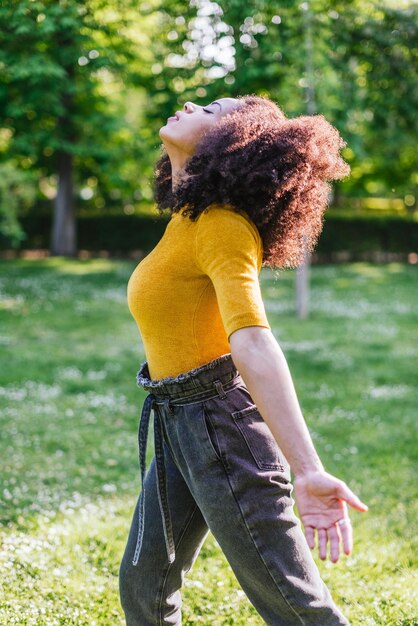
229, 326, 368, 562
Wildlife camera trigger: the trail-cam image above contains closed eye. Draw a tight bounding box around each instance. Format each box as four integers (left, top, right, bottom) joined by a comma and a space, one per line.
203, 108, 215, 114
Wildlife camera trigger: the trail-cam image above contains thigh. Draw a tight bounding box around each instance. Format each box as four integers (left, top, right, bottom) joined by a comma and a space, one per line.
119, 441, 209, 626
164, 389, 349, 626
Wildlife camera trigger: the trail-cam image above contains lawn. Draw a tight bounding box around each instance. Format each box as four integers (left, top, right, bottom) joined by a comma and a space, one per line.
0, 258, 417, 626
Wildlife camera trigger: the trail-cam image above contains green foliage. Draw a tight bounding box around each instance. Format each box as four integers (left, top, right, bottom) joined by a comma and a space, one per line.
0, 0, 147, 200
0, 0, 417, 233
199, 1, 418, 198
0, 163, 36, 246
324, 2, 418, 197
0, 259, 417, 623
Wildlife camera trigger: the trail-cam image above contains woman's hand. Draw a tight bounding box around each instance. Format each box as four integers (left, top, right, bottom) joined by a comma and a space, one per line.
293, 470, 368, 563
229, 328, 369, 562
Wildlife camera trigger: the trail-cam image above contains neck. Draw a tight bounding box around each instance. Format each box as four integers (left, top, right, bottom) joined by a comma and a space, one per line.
165, 146, 192, 192
172, 167, 188, 192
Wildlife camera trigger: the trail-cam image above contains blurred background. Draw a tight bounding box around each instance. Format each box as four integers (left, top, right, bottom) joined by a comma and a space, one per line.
0, 2, 417, 625
0, 0, 417, 260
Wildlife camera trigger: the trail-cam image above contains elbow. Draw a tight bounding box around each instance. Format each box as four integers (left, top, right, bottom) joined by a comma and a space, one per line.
229, 326, 275, 374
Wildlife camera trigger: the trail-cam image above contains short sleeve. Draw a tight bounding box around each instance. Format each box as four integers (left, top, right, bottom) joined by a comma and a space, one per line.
195, 206, 271, 340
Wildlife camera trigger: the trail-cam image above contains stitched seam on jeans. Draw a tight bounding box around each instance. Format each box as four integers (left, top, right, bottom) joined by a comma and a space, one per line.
221, 469, 307, 625
232, 415, 286, 472
202, 407, 222, 463
157, 502, 204, 626
153, 380, 242, 408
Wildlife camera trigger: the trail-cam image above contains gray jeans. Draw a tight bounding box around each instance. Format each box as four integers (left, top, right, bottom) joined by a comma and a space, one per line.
119, 353, 349, 626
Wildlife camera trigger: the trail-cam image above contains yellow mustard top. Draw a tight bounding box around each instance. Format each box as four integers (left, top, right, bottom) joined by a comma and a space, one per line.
127, 203, 271, 380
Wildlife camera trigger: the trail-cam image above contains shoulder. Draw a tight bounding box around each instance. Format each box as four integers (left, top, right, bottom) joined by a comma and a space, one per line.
195, 203, 263, 272
197, 203, 261, 248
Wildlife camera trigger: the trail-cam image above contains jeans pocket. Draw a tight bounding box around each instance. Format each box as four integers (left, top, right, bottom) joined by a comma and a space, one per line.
232, 404, 286, 471
202, 406, 223, 462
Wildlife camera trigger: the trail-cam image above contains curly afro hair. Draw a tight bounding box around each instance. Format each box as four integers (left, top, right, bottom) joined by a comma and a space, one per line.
153, 94, 350, 268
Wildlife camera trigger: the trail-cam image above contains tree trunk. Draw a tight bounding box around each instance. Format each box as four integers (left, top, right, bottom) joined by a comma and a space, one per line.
296, 2, 315, 320
296, 244, 311, 320
51, 150, 76, 256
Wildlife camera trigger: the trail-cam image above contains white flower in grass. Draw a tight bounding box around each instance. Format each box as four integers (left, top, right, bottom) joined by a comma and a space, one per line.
57, 366, 82, 380
102, 483, 117, 493
86, 370, 107, 381
367, 384, 412, 399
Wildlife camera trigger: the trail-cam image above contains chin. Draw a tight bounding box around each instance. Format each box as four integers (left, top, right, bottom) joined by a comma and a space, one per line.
159, 124, 173, 140
159, 127, 184, 149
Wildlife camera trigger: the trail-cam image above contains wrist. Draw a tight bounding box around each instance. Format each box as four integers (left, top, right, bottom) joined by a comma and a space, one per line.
293, 459, 325, 480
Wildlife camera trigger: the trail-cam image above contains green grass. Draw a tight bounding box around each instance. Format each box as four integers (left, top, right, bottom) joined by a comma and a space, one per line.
0, 258, 417, 625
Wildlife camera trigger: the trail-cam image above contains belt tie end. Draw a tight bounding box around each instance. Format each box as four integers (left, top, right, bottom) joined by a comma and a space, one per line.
132, 393, 175, 566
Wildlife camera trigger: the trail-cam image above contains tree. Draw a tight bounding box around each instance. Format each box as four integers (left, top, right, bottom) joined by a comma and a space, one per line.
0, 0, 143, 255
325, 1, 418, 201
193, 0, 417, 202
1, 0, 416, 255
0, 162, 36, 247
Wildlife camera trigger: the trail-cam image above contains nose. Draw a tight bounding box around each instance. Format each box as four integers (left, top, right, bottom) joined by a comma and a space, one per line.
183, 101, 196, 113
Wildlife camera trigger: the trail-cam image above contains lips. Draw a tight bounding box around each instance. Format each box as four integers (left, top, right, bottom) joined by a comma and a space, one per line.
167, 110, 182, 123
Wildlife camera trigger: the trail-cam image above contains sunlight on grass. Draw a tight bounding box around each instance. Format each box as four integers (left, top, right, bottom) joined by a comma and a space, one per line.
0, 259, 417, 625
18, 257, 123, 274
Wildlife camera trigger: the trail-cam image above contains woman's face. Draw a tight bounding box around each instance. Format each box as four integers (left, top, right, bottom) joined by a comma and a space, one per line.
159, 97, 239, 156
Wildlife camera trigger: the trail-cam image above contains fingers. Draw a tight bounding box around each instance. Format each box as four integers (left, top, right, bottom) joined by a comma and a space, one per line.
305, 525, 315, 550
328, 524, 340, 562
305, 519, 353, 562
336, 481, 368, 512
337, 517, 353, 555
328, 518, 353, 560
318, 528, 328, 560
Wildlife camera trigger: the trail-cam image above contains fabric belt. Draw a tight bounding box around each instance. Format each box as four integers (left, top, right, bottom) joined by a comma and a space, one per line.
131, 354, 240, 568
132, 393, 175, 566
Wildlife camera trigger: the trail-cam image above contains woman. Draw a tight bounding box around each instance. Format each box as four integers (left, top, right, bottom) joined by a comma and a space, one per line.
119, 95, 368, 626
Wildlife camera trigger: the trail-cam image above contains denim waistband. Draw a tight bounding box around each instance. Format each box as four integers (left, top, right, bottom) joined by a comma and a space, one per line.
136, 353, 242, 403
132, 353, 242, 567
